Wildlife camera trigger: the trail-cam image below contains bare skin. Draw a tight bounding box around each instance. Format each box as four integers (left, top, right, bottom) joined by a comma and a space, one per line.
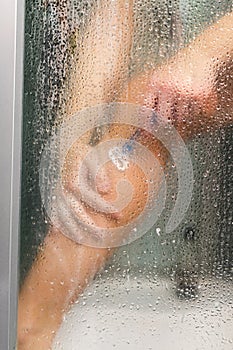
122, 11, 233, 136
18, 6, 232, 350
17, 230, 113, 349
17, 1, 135, 349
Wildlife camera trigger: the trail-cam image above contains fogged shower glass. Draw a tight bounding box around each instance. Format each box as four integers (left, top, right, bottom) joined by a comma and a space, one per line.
18, 1, 232, 349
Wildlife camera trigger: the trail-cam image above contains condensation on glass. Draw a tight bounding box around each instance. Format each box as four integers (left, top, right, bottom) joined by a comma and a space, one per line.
18, 0, 232, 349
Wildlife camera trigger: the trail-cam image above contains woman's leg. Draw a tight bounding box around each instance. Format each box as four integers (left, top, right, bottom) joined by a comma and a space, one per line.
17, 228, 113, 349
18, 2, 134, 348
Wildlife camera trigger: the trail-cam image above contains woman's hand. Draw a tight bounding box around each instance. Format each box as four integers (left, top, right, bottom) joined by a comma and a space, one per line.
124, 12, 233, 136
122, 52, 219, 139
55, 124, 151, 246
149, 51, 218, 124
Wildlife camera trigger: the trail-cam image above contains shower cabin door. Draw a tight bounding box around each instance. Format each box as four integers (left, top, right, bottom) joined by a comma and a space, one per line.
1, 0, 232, 349
0, 0, 24, 349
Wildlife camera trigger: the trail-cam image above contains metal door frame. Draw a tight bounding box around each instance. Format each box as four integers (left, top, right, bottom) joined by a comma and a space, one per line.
0, 0, 24, 348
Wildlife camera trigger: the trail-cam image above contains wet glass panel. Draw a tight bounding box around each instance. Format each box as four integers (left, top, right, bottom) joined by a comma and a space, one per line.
18, 1, 232, 349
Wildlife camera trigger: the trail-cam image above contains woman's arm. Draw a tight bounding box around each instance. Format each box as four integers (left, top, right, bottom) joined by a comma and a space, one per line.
122, 11, 233, 137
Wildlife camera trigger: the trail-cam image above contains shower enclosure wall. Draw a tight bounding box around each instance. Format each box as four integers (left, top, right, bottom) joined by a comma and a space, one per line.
0, 0, 232, 349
